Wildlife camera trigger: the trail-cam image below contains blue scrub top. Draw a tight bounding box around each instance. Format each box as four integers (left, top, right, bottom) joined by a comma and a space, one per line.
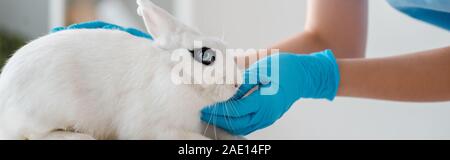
388, 0, 450, 31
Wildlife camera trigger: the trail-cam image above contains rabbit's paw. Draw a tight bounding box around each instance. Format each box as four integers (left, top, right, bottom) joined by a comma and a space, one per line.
38, 131, 96, 140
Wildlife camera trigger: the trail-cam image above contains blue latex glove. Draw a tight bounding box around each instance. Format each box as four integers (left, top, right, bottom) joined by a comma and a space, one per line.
51, 21, 153, 40
201, 50, 340, 135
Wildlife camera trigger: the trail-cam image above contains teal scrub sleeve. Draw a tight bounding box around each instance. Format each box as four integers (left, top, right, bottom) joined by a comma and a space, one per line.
388, 0, 450, 31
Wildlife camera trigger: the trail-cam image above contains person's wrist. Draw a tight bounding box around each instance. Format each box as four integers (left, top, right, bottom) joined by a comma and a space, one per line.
317, 49, 340, 100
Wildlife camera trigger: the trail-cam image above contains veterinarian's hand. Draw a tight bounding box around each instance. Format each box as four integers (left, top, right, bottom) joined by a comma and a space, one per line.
201, 50, 341, 135
51, 21, 153, 40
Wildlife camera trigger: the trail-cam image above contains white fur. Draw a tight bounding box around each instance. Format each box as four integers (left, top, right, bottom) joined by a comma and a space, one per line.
0, 0, 242, 140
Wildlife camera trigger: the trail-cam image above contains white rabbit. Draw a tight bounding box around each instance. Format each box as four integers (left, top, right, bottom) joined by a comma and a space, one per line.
0, 0, 243, 140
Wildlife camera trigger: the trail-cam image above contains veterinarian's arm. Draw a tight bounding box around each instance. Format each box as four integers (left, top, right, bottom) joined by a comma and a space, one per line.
237, 0, 368, 68
203, 47, 450, 135
273, 0, 368, 57
338, 46, 450, 102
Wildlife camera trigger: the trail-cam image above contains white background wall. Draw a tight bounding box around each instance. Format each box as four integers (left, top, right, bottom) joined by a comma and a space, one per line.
176, 0, 450, 140
0, 0, 170, 40
0, 0, 50, 40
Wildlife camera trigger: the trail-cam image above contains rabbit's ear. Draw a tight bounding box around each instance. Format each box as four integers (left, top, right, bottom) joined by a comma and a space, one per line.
137, 0, 181, 39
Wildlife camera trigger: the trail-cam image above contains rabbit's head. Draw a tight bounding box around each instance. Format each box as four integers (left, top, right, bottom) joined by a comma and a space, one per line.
137, 0, 242, 103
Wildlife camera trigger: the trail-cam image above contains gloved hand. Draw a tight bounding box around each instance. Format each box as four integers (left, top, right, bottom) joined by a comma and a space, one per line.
51, 21, 153, 40
201, 50, 341, 135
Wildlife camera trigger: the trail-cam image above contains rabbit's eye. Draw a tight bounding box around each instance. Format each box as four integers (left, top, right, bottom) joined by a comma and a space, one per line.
189, 47, 216, 66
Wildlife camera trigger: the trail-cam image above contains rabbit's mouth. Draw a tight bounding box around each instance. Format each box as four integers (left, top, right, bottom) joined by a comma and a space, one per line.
211, 72, 244, 103
204, 84, 240, 104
